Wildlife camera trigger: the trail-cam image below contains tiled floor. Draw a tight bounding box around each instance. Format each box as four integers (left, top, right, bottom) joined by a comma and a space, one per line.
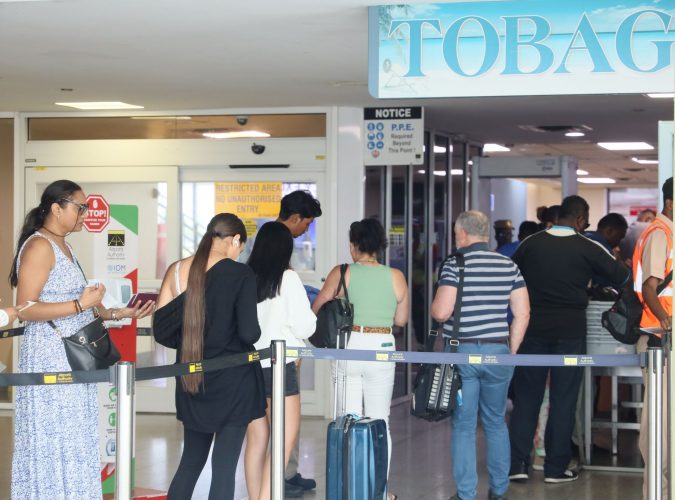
0, 402, 643, 500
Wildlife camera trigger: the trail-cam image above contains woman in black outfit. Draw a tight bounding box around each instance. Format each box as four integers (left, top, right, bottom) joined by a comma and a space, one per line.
153, 213, 266, 500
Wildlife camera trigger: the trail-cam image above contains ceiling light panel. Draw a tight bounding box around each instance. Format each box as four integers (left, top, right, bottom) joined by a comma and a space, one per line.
483, 143, 510, 152
577, 177, 616, 184
55, 101, 144, 110
631, 157, 659, 165
202, 130, 270, 139
597, 142, 653, 151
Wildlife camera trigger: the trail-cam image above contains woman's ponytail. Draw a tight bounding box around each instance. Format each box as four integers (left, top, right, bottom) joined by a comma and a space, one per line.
9, 179, 82, 287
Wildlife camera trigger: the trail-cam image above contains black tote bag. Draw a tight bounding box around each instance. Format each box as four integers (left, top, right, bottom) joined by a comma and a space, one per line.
309, 264, 353, 348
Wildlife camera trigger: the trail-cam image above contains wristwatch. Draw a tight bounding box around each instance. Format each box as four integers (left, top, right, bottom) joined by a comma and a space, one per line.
0, 309, 9, 328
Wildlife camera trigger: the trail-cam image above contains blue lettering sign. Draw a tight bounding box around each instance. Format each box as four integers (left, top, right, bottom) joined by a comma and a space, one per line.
443, 16, 499, 77
389, 19, 442, 77
555, 14, 613, 73
616, 10, 673, 72
502, 16, 554, 75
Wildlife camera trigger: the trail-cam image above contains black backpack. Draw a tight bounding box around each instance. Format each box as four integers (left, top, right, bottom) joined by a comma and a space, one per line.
601, 272, 672, 345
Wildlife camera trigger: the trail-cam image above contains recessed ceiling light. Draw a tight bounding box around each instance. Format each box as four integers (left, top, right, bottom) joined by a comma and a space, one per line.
55, 101, 144, 110
202, 130, 270, 139
631, 157, 659, 165
597, 142, 653, 151
647, 93, 675, 98
131, 116, 192, 120
483, 143, 510, 152
565, 131, 585, 137
577, 177, 616, 184
451, 169, 463, 175
577, 169, 589, 175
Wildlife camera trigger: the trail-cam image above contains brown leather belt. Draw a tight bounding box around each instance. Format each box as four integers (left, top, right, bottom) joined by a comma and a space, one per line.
352, 325, 393, 334
459, 338, 509, 344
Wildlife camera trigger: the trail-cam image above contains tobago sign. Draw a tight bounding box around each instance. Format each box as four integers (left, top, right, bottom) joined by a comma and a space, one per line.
368, 1, 675, 98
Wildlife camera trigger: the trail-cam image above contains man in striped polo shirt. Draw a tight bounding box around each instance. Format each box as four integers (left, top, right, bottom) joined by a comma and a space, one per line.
432, 211, 530, 500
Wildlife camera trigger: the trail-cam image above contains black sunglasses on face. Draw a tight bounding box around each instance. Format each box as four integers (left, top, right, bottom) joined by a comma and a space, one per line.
60, 198, 89, 216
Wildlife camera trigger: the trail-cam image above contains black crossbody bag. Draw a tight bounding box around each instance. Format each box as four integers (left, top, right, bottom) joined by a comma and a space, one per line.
48, 260, 120, 371
309, 263, 354, 348
410, 253, 464, 421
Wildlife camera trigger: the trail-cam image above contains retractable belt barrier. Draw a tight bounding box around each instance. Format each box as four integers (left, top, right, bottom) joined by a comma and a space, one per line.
0, 343, 643, 388
0, 346, 272, 387
285, 346, 645, 368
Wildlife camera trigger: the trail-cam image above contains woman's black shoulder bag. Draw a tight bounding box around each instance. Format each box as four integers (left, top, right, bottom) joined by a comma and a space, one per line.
49, 258, 121, 371
309, 264, 354, 348
51, 315, 121, 371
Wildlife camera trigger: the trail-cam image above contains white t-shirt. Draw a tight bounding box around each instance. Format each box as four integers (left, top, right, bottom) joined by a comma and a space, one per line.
254, 269, 316, 368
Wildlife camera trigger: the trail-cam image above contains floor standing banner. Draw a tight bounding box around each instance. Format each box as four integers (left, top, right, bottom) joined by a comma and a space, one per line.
85, 196, 139, 494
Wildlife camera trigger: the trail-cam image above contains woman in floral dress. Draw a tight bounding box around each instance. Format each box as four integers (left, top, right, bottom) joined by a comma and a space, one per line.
10, 180, 153, 500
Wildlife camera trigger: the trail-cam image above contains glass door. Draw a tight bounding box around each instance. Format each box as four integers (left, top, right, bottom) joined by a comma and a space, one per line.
179, 167, 328, 416
24, 166, 180, 413
363, 131, 456, 400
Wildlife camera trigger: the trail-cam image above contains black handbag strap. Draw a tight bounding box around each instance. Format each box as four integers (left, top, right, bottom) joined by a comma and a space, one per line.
335, 263, 350, 303
444, 252, 465, 354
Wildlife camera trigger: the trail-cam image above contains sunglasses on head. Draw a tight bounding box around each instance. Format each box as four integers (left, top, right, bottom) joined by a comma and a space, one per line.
60, 198, 89, 216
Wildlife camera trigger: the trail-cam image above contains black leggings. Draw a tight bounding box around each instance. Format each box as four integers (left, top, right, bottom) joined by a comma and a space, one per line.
168, 424, 246, 500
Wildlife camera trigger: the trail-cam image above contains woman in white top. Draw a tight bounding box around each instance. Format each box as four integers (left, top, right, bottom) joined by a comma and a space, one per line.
244, 221, 316, 500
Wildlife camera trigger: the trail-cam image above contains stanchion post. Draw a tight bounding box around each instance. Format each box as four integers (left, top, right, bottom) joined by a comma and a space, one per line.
648, 347, 664, 500
271, 341, 286, 500
115, 361, 135, 500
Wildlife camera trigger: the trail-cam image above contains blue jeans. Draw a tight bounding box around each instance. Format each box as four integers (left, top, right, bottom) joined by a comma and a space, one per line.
447, 342, 514, 499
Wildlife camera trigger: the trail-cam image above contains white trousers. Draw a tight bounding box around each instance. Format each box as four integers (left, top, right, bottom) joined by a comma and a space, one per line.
334, 331, 396, 473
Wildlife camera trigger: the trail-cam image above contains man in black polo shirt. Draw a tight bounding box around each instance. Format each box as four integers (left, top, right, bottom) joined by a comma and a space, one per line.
508, 195, 630, 484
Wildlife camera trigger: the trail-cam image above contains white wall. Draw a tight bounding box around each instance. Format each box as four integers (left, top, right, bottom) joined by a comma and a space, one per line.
525, 182, 608, 228
489, 178, 529, 246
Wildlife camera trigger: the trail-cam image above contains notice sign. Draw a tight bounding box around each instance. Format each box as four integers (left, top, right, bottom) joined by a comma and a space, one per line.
215, 182, 282, 219
364, 107, 424, 165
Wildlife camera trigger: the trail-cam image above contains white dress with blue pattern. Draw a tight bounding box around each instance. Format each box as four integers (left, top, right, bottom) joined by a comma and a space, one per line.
11, 233, 102, 500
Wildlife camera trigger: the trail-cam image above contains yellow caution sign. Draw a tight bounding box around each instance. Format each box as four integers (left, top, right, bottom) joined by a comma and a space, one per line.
215, 182, 282, 219
189, 362, 203, 373
248, 351, 261, 362
469, 355, 482, 364
376, 352, 389, 361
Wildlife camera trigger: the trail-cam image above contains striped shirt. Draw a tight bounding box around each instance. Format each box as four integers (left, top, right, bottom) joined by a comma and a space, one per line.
439, 242, 525, 339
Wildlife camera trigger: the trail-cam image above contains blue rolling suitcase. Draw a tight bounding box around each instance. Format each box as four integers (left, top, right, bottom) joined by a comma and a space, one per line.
326, 333, 389, 500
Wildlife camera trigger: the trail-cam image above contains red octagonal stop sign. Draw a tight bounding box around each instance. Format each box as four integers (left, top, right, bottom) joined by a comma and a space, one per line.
83, 194, 110, 233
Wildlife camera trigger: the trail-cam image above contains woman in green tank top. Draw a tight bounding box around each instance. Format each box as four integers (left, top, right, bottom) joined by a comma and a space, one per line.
313, 219, 409, 500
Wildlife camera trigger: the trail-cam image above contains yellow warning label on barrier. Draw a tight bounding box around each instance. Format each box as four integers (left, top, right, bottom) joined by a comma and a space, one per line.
469, 355, 482, 364
564, 357, 578, 366
2, 332, 9, 338
376, 353, 389, 361
189, 363, 203, 373
286, 349, 299, 357
43, 374, 57, 384
248, 352, 261, 362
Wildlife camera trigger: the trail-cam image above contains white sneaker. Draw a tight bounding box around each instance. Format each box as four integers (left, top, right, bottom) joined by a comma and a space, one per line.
544, 469, 579, 483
